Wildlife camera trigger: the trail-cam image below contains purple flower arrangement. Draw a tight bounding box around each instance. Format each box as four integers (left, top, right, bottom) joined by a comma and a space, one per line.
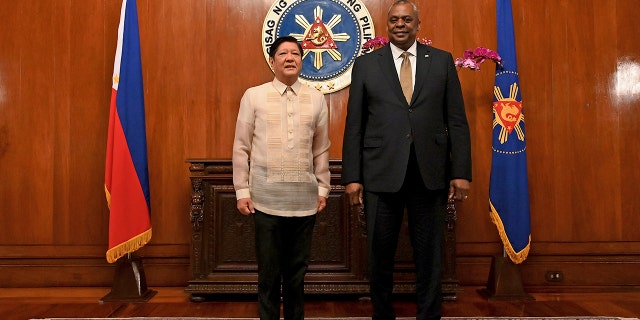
454, 47, 502, 71
362, 36, 433, 53
361, 37, 501, 71
362, 36, 389, 52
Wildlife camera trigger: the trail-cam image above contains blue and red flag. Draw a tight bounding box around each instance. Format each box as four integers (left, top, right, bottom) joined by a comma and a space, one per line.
105, 0, 152, 264
489, 0, 531, 264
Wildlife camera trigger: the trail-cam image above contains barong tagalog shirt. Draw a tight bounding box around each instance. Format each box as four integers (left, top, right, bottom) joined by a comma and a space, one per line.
232, 79, 331, 217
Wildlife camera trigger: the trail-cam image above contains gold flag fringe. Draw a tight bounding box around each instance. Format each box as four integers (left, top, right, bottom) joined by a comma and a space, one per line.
105, 184, 112, 209
489, 201, 530, 264
106, 228, 152, 263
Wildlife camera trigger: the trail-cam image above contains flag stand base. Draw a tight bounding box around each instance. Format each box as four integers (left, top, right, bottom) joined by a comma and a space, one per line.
477, 255, 534, 301
100, 255, 157, 303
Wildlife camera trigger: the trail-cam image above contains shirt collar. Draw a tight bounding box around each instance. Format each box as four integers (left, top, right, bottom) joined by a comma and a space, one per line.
272, 78, 301, 95
390, 41, 417, 59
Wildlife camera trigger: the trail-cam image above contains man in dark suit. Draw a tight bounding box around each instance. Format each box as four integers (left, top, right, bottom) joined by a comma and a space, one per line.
342, 1, 472, 319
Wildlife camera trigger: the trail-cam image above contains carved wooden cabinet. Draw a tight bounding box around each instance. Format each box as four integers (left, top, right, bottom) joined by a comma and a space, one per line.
185, 159, 458, 301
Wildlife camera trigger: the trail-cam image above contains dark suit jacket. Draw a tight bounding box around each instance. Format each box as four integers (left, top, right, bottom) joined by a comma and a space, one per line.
342, 43, 472, 192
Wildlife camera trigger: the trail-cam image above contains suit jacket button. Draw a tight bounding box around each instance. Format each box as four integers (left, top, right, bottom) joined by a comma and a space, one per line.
408, 108, 413, 112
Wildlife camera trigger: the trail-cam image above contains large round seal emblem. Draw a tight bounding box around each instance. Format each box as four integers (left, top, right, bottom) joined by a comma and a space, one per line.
262, 0, 375, 93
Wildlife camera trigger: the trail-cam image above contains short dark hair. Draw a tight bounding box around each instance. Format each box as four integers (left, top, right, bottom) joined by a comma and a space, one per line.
388, 0, 419, 16
268, 36, 303, 58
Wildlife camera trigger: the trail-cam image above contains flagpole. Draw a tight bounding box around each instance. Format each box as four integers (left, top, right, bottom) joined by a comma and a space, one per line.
478, 249, 533, 301
100, 254, 157, 302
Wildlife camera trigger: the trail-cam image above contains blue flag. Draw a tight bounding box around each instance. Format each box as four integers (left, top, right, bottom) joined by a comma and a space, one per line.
489, 0, 531, 264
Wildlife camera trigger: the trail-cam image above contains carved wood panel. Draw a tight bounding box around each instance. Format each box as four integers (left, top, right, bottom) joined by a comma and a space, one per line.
185, 159, 458, 301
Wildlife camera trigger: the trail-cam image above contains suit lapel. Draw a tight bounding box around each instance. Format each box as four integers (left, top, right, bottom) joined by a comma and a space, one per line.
377, 46, 408, 105
412, 43, 432, 104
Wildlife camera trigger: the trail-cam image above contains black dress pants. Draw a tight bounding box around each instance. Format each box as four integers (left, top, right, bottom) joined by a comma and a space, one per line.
365, 148, 447, 320
254, 210, 316, 320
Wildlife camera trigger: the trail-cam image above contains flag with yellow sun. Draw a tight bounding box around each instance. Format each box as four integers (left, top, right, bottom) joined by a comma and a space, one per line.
489, 0, 531, 264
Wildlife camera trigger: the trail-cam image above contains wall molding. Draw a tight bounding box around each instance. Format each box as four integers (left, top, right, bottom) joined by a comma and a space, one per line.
1, 242, 639, 290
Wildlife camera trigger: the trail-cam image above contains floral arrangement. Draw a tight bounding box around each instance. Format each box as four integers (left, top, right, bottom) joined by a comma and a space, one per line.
454, 47, 502, 71
361, 36, 389, 52
362, 36, 432, 53
361, 37, 501, 71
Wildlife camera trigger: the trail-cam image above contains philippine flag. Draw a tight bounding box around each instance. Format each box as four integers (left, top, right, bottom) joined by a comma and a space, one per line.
104, 0, 152, 264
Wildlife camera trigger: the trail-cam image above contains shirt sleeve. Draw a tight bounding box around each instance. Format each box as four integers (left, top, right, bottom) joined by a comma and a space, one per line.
312, 93, 331, 198
232, 90, 255, 200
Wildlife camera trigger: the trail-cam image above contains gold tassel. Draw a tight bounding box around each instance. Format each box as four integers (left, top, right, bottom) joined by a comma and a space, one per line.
106, 228, 152, 263
104, 184, 112, 209
489, 202, 530, 264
